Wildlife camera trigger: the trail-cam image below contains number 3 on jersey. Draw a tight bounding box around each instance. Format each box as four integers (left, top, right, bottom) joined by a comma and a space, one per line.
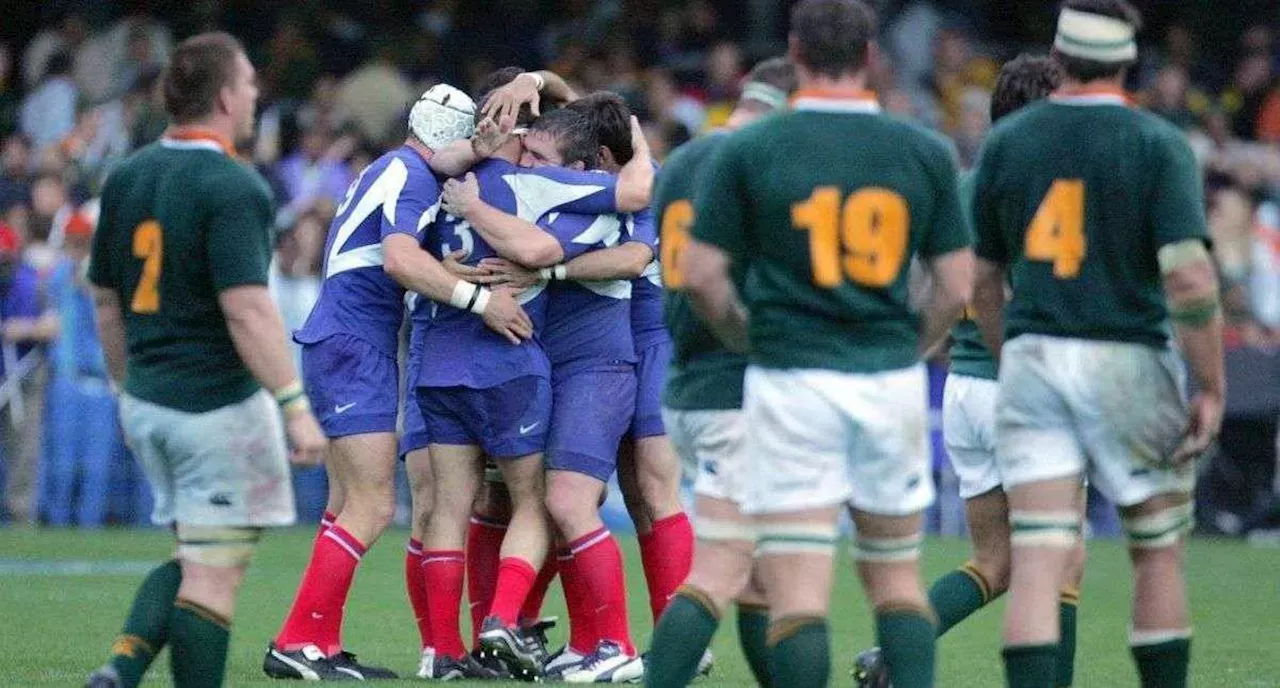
792, 186, 908, 289
1025, 179, 1085, 279
131, 220, 163, 313
659, 199, 693, 289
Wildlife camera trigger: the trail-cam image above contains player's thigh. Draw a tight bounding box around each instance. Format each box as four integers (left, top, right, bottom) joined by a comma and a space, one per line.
944, 374, 1004, 501
850, 508, 927, 608
663, 407, 746, 504
161, 391, 295, 528
841, 365, 934, 517
328, 432, 399, 495
1075, 342, 1195, 508
629, 339, 673, 440
117, 393, 176, 526
496, 452, 546, 501
479, 375, 552, 461
996, 336, 1088, 490
301, 334, 400, 438
687, 495, 756, 608
739, 367, 854, 516
545, 366, 637, 483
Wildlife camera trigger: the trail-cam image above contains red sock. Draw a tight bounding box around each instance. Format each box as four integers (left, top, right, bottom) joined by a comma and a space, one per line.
558, 549, 596, 654
567, 528, 634, 655
466, 515, 507, 645
405, 539, 432, 649
316, 510, 336, 541
423, 550, 467, 659
275, 524, 366, 656
638, 512, 694, 621
519, 557, 559, 625
488, 557, 538, 626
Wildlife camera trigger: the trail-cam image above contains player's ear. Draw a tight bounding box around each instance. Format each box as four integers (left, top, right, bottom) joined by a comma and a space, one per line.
597, 145, 615, 169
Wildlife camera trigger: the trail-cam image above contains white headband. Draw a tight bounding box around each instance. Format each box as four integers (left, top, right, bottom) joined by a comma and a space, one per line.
740, 83, 789, 111
1054, 8, 1137, 63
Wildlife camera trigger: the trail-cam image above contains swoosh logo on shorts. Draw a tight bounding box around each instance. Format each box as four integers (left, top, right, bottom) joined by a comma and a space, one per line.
334, 402, 357, 414
519, 422, 540, 434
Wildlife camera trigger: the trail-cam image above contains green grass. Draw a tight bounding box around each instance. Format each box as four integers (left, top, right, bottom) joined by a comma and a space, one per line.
1, 528, 1278, 686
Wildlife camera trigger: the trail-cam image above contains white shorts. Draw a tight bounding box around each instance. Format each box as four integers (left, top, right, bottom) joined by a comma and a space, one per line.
996, 335, 1194, 507
943, 374, 1002, 500
121, 390, 296, 528
740, 365, 934, 516
662, 407, 745, 503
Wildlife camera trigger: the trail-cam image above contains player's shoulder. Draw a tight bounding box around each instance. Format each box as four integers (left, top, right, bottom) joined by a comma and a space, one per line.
1129, 107, 1195, 154
667, 130, 731, 163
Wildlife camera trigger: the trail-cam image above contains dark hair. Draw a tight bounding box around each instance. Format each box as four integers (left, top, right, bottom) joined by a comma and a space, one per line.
789, 0, 877, 79
1054, 0, 1143, 82
162, 32, 245, 124
745, 57, 799, 95
565, 91, 633, 165
991, 54, 1063, 122
44, 52, 72, 79
529, 108, 600, 169
473, 67, 538, 128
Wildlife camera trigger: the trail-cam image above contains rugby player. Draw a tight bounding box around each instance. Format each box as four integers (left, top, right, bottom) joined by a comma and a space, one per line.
264, 83, 532, 680
682, 1, 975, 685
969, 2, 1221, 686
85, 33, 326, 688
644, 56, 797, 688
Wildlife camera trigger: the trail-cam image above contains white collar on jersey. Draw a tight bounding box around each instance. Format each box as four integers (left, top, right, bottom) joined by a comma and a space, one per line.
1049, 86, 1131, 107
791, 89, 881, 114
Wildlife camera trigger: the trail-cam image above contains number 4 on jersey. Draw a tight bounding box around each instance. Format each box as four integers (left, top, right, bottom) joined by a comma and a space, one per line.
1025, 179, 1085, 279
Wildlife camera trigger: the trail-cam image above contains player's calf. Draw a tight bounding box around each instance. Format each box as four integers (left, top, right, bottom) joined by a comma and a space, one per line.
853, 510, 936, 688
1123, 497, 1194, 688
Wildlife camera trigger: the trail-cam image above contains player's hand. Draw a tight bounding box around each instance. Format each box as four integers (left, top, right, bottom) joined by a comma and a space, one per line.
477, 257, 541, 290
442, 249, 489, 279
480, 288, 534, 344
285, 409, 328, 466
1170, 390, 1224, 466
470, 117, 511, 159
481, 73, 542, 134
442, 173, 482, 220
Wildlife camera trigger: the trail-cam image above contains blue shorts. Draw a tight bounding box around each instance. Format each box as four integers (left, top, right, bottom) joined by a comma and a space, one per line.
546, 365, 637, 482
399, 336, 430, 459
629, 339, 672, 439
417, 376, 551, 459
302, 334, 399, 438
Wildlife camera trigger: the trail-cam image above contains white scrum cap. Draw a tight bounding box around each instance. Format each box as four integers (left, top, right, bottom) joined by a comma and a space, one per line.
408, 84, 476, 151
1054, 8, 1137, 63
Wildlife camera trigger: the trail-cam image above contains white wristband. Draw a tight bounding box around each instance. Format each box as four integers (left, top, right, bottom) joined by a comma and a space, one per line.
539, 264, 567, 281
449, 281, 479, 309
470, 287, 491, 314
527, 71, 546, 91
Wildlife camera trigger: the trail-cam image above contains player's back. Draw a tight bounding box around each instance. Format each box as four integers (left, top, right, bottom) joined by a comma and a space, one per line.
297, 145, 435, 355
90, 135, 274, 412
973, 92, 1205, 347
705, 97, 969, 373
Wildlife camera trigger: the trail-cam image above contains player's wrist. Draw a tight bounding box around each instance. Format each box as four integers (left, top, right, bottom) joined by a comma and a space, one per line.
273, 380, 311, 417
538, 264, 567, 281
522, 71, 546, 92
450, 281, 491, 314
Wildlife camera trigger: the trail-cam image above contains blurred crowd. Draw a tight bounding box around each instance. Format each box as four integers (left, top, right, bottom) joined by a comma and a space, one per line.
0, 1, 1275, 529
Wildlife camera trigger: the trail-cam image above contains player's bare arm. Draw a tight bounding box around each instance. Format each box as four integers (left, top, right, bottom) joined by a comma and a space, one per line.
917, 248, 975, 357
681, 239, 748, 354
429, 118, 513, 177
615, 116, 654, 212
475, 239, 653, 288
218, 284, 327, 465
383, 234, 533, 344
1160, 239, 1226, 464
441, 172, 565, 267
91, 286, 127, 383
971, 257, 1006, 362
2, 311, 58, 343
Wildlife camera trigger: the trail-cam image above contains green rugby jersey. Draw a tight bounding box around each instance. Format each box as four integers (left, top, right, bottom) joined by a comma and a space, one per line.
972, 89, 1208, 347
89, 130, 275, 413
659, 131, 747, 410
949, 170, 997, 380
692, 91, 973, 374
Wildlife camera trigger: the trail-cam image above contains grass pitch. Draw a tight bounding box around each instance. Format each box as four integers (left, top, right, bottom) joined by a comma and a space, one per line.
1, 527, 1278, 687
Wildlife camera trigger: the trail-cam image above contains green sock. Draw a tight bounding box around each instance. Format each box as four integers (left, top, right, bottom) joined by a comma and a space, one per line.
169, 599, 231, 688
1056, 592, 1080, 686
876, 608, 937, 688
768, 617, 828, 688
1003, 644, 1058, 688
644, 587, 720, 688
108, 559, 182, 687
736, 604, 771, 687
928, 563, 992, 636
1131, 637, 1190, 688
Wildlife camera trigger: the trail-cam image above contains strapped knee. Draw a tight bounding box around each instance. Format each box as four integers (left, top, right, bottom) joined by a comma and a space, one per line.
175, 525, 261, 567
695, 517, 757, 544
852, 532, 923, 563
1123, 502, 1194, 550
1009, 510, 1080, 549
756, 522, 838, 556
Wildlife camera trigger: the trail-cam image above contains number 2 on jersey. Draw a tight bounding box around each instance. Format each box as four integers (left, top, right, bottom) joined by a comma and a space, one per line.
792, 186, 908, 288
1025, 179, 1085, 279
659, 199, 693, 289
131, 220, 163, 314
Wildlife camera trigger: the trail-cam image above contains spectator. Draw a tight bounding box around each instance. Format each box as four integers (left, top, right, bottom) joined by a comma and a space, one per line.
1146, 65, 1206, 130
700, 41, 744, 130
0, 135, 32, 212
337, 46, 414, 147
1221, 53, 1276, 140
262, 19, 321, 104
22, 11, 90, 90
268, 211, 326, 375
920, 26, 998, 136
38, 209, 119, 527
28, 174, 72, 261
1256, 82, 1280, 143
273, 127, 355, 223
0, 43, 18, 139
19, 52, 78, 155
642, 68, 699, 149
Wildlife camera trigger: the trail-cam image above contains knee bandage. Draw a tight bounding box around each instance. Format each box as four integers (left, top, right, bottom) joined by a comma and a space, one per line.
756, 522, 838, 556
695, 517, 758, 544
852, 532, 923, 563
176, 525, 262, 567
1009, 510, 1081, 549
1123, 502, 1193, 549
